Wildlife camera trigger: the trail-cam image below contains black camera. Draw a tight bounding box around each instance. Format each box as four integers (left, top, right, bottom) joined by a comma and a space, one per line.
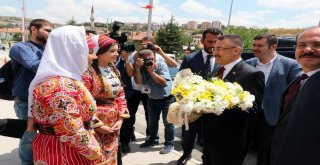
110, 31, 130, 44
109, 21, 134, 53
143, 58, 153, 67
146, 43, 154, 51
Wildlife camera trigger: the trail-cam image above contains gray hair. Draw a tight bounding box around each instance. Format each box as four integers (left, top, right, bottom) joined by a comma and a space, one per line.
138, 49, 154, 57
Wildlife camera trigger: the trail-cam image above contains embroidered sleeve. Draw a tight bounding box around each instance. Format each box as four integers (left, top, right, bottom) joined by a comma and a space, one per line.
82, 68, 94, 93
115, 86, 129, 118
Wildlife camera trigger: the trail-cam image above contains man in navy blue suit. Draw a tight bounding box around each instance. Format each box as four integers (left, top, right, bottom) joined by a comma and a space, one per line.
246, 34, 301, 165
271, 26, 320, 165
177, 28, 223, 165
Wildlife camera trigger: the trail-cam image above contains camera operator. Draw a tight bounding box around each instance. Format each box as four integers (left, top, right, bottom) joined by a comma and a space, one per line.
134, 49, 175, 154
134, 36, 178, 67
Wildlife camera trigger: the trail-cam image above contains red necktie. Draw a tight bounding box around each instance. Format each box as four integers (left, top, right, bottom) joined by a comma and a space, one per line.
283, 74, 308, 109
216, 66, 225, 79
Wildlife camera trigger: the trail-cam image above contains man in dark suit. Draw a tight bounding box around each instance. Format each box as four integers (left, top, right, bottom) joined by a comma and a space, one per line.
271, 26, 320, 165
246, 34, 301, 165
202, 35, 265, 165
177, 28, 223, 165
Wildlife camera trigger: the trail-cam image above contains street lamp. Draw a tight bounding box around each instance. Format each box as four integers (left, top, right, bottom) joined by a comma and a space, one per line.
147, 0, 153, 37
227, 0, 234, 28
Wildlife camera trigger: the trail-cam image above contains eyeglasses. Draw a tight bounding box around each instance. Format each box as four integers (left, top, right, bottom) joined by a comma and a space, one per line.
296, 42, 320, 50
213, 47, 236, 51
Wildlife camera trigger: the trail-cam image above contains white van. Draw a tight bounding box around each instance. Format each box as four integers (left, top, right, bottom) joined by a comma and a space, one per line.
166, 53, 176, 60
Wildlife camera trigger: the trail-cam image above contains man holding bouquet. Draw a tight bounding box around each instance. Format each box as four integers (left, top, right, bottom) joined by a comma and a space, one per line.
202, 35, 265, 165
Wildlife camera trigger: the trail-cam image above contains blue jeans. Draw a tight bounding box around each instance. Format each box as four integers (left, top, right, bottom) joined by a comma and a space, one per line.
13, 97, 35, 165
14, 97, 28, 120
20, 131, 36, 165
148, 95, 175, 145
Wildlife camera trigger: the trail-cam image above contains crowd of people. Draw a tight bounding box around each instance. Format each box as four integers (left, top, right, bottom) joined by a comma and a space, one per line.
0, 17, 320, 165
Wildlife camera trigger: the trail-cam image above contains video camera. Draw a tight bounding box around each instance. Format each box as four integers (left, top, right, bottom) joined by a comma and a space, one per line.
109, 21, 135, 52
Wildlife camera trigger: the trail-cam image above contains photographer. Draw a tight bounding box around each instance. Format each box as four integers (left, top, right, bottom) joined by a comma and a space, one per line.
134, 49, 175, 154
134, 36, 178, 67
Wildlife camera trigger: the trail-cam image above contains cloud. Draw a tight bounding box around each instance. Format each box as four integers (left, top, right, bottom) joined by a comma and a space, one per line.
0, 6, 17, 15
27, 0, 139, 24
230, 10, 276, 27
264, 10, 320, 28
257, 0, 319, 10
179, 0, 223, 18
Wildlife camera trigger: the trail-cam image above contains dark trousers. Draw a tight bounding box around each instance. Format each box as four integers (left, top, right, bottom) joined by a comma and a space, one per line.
201, 113, 249, 165
247, 112, 275, 165
181, 117, 202, 155
120, 90, 149, 144
0, 118, 27, 138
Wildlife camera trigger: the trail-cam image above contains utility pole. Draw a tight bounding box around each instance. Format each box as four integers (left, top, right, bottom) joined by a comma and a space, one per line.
227, 0, 234, 28
21, 0, 26, 42
147, 0, 153, 37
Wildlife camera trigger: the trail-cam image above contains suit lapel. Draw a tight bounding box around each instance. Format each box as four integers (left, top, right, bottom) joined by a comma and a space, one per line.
224, 61, 243, 82
193, 51, 206, 76
278, 75, 301, 122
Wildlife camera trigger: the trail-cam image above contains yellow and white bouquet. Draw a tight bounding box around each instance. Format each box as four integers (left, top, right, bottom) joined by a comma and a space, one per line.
167, 69, 255, 129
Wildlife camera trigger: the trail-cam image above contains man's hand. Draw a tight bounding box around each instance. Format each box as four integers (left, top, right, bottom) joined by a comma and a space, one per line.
26, 117, 36, 131
146, 62, 157, 73
153, 45, 164, 54
121, 50, 130, 62
135, 58, 144, 68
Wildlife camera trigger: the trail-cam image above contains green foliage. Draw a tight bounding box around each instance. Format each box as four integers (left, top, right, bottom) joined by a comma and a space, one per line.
12, 33, 22, 41
224, 26, 268, 52
66, 16, 78, 25
191, 29, 204, 35
154, 16, 186, 54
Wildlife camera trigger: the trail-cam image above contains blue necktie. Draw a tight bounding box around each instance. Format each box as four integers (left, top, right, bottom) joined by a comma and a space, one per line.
205, 55, 213, 77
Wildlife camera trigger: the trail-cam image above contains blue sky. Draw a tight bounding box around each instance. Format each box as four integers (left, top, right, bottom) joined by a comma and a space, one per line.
0, 0, 319, 28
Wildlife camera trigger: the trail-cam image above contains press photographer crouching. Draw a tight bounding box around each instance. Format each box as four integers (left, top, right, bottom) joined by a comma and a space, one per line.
134, 49, 175, 154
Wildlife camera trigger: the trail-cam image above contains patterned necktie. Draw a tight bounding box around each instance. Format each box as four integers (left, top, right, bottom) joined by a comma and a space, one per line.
205, 55, 213, 77
283, 74, 308, 109
216, 66, 225, 79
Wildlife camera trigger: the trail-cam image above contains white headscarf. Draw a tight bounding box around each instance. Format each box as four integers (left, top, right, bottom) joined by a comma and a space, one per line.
27, 26, 88, 116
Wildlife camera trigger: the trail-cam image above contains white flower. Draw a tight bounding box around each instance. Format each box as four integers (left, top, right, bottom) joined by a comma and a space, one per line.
179, 102, 194, 113
169, 68, 256, 126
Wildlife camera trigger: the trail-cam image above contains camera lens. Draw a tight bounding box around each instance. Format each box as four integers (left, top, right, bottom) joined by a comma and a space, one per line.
143, 58, 153, 66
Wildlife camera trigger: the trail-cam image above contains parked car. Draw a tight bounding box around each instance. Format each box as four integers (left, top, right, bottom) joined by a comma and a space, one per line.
0, 44, 5, 51
168, 65, 180, 80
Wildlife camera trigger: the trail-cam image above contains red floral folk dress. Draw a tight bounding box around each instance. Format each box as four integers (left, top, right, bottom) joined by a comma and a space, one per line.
31, 76, 105, 165
82, 66, 128, 165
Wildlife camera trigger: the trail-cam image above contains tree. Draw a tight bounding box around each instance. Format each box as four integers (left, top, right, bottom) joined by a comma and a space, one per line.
154, 16, 185, 55
66, 16, 78, 25
12, 33, 22, 41
224, 26, 268, 52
